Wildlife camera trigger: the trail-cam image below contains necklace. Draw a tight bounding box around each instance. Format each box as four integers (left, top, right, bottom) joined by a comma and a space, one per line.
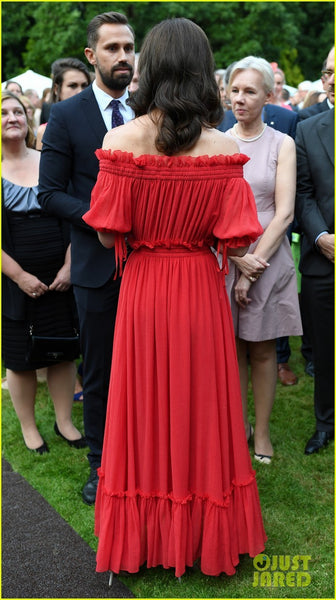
233, 123, 267, 142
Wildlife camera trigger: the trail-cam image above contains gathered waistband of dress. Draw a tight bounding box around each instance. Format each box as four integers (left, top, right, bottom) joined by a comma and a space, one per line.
134, 246, 212, 258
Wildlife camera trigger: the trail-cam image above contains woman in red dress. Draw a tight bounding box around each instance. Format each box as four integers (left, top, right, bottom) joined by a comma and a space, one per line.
83, 17, 266, 579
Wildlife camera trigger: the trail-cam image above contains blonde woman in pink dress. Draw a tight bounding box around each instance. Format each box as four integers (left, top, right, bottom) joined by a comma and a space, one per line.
225, 57, 302, 464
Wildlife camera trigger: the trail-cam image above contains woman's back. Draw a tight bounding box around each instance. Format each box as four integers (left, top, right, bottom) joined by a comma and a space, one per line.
102, 115, 239, 158
93, 116, 246, 250
92, 147, 253, 250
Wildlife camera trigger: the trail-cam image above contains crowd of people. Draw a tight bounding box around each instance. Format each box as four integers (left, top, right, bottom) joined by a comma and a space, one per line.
2, 8, 334, 582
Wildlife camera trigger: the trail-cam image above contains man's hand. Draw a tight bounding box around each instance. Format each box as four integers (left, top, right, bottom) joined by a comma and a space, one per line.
316, 233, 334, 263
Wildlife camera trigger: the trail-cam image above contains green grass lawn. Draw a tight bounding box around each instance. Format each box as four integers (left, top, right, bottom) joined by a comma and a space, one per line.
1, 336, 334, 598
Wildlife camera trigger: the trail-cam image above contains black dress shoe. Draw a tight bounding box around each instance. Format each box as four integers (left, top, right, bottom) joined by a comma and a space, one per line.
82, 468, 99, 505
54, 422, 87, 449
304, 361, 315, 377
304, 430, 334, 455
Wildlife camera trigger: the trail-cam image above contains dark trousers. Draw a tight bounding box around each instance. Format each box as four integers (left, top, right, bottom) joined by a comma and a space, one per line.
299, 293, 314, 363
74, 276, 121, 469
301, 274, 334, 431
276, 223, 313, 364
276, 331, 313, 364
276, 336, 291, 363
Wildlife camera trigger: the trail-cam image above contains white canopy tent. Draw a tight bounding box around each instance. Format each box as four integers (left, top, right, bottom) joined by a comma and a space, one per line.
2, 69, 52, 97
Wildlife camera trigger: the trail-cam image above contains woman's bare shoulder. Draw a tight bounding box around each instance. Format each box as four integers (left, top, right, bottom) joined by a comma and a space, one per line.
195, 128, 239, 157
35, 123, 47, 151
209, 128, 240, 155
102, 119, 240, 157
102, 120, 134, 150
102, 117, 155, 153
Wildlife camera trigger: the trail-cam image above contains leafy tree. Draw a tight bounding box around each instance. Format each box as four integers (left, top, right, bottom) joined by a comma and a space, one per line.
2, 2, 40, 79
279, 1, 334, 83
279, 48, 304, 88
22, 2, 91, 76
2, 1, 334, 86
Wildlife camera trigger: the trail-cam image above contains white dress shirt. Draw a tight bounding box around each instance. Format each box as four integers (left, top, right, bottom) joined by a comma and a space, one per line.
92, 80, 134, 130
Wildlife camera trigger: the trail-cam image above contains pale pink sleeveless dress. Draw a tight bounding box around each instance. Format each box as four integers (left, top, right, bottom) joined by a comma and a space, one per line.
226, 126, 302, 341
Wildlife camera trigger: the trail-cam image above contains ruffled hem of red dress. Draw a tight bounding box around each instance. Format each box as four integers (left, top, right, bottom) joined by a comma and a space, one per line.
96, 148, 250, 168
95, 471, 267, 578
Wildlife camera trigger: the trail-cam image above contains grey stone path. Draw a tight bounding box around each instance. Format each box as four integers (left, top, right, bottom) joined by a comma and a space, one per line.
2, 458, 134, 598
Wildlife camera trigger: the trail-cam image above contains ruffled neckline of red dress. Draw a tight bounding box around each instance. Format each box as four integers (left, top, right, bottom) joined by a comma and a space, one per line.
96, 149, 250, 168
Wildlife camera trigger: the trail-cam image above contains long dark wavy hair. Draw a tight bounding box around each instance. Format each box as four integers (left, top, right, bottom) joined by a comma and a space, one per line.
128, 18, 223, 156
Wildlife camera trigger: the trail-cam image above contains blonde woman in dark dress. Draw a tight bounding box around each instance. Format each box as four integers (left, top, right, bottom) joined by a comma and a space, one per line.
2, 92, 86, 453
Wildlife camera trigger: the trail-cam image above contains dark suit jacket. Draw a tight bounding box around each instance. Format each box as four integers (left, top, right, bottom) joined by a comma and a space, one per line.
38, 85, 116, 288
217, 103, 298, 139
298, 97, 330, 122
295, 108, 334, 276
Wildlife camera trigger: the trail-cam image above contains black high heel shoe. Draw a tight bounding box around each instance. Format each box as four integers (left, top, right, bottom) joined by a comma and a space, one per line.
247, 423, 254, 445
25, 440, 49, 455
54, 422, 87, 449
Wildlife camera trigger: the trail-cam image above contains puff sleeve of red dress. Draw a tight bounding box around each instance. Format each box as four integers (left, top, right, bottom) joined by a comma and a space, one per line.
83, 150, 133, 275
210, 154, 263, 272
213, 154, 263, 249
83, 149, 132, 233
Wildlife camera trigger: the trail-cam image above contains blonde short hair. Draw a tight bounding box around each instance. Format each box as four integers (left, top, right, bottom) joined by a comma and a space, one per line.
228, 56, 274, 94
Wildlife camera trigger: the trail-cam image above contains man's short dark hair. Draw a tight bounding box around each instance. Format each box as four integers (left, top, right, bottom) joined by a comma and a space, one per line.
87, 11, 134, 49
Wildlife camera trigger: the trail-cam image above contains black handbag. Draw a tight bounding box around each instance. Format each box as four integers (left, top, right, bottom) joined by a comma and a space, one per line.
26, 293, 80, 364
27, 325, 80, 363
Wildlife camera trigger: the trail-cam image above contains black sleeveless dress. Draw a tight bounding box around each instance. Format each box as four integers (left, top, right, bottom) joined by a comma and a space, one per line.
2, 178, 77, 370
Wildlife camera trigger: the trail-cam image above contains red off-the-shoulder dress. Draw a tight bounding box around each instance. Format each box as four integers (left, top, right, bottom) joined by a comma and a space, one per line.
83, 150, 266, 578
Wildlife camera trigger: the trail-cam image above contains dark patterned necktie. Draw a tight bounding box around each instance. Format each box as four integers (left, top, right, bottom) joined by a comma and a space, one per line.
111, 99, 124, 129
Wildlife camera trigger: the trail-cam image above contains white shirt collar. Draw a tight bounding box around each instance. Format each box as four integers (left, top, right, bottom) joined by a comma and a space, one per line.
92, 80, 129, 109
92, 80, 134, 129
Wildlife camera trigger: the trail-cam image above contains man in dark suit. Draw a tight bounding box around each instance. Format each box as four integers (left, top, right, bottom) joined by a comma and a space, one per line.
295, 106, 334, 455
298, 47, 334, 122
299, 95, 329, 121
218, 101, 298, 139
38, 11, 135, 503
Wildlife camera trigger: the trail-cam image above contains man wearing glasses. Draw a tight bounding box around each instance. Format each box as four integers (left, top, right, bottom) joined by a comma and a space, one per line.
298, 46, 334, 121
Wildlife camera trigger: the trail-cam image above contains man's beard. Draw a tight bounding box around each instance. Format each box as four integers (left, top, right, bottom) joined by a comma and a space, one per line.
97, 63, 134, 91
